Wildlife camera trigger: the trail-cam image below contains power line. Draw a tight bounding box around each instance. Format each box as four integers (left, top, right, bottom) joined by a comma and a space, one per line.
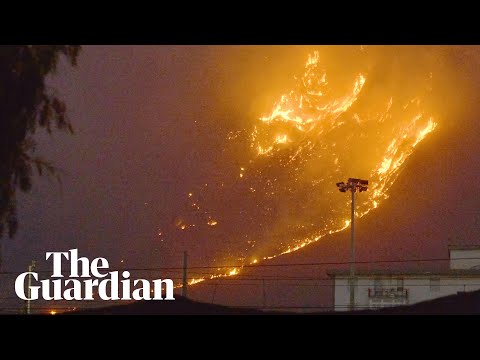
167, 282, 480, 286
0, 256, 475, 275
0, 282, 479, 299
3, 274, 479, 281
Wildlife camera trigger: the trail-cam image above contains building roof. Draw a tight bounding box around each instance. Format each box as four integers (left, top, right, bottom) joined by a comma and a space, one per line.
352, 289, 480, 315
326, 269, 480, 278
448, 244, 480, 251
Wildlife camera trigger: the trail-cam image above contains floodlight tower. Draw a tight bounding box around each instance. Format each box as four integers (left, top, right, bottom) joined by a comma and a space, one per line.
336, 178, 368, 311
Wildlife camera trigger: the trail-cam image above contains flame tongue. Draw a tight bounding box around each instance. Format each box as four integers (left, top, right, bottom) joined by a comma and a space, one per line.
175, 49, 437, 279
248, 51, 437, 259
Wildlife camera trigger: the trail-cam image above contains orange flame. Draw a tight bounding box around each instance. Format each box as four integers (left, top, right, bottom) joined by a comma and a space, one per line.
181, 49, 437, 286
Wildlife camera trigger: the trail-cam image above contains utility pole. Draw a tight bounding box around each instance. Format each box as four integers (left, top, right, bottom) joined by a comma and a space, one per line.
350, 184, 355, 310
336, 178, 368, 311
25, 260, 36, 315
182, 251, 188, 298
262, 279, 267, 308
211, 281, 218, 304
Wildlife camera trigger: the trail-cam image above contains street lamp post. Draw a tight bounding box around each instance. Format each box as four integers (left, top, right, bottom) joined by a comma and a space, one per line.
336, 178, 368, 311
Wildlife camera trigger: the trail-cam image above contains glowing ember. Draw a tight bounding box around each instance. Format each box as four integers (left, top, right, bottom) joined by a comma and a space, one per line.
188, 278, 204, 286
228, 268, 239, 276
207, 219, 218, 226
274, 134, 288, 144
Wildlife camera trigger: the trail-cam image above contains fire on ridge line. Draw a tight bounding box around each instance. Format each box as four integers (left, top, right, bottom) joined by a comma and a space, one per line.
181, 50, 437, 287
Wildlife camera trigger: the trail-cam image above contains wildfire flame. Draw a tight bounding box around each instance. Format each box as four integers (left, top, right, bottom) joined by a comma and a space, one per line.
249, 50, 437, 258
172, 48, 438, 284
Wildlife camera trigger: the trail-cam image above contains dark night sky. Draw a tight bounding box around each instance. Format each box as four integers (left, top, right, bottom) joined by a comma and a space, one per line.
4, 45, 314, 271
3, 46, 480, 310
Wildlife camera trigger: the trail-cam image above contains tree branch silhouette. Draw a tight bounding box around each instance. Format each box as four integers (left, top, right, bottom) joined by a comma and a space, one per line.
0, 45, 81, 238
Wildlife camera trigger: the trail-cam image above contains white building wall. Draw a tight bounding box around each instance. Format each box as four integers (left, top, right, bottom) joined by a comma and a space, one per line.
405, 278, 429, 304
356, 278, 372, 309
450, 249, 480, 269
333, 276, 480, 311
402, 278, 480, 304
333, 278, 350, 311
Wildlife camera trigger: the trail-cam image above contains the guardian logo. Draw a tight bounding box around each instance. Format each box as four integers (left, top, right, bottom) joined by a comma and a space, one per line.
15, 249, 175, 301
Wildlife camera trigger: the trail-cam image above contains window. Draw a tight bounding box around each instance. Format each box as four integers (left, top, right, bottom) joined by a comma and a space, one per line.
373, 278, 383, 296
396, 278, 404, 290
430, 278, 440, 292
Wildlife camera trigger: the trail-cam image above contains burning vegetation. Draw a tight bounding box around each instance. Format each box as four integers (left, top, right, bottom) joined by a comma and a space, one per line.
161, 46, 442, 283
